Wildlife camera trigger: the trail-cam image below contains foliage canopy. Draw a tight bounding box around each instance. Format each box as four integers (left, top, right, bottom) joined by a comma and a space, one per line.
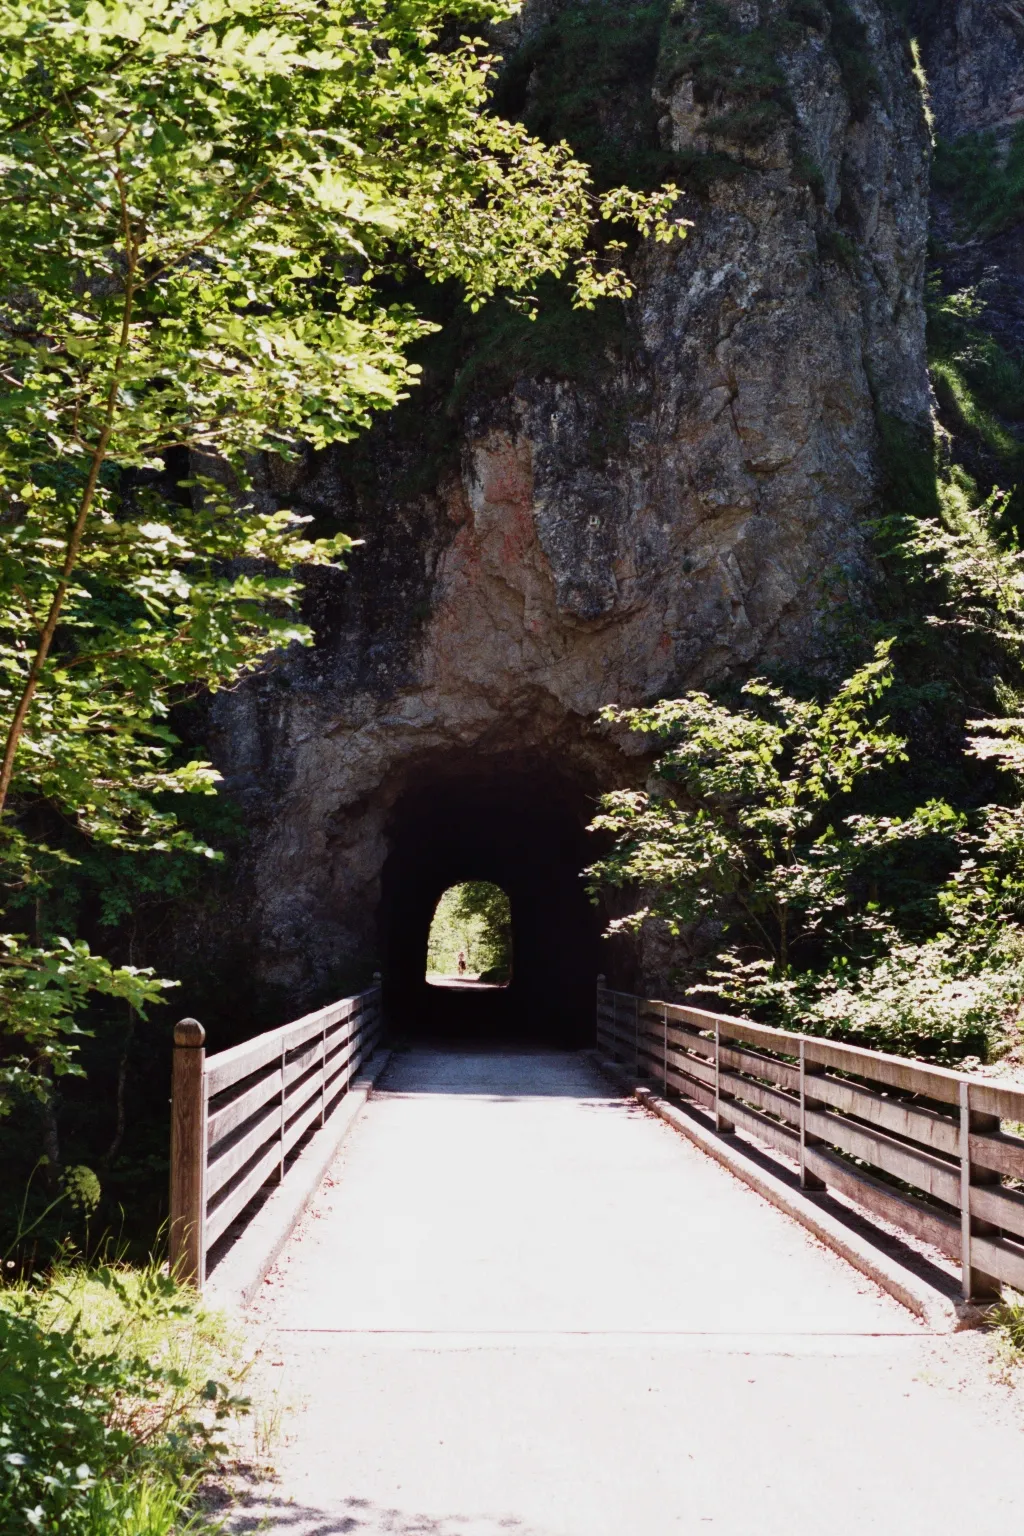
0, 0, 685, 1115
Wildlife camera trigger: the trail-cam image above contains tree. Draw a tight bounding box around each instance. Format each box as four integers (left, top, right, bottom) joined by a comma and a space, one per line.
426, 882, 512, 980
0, 0, 686, 1118
584, 642, 1024, 1060
585, 642, 953, 982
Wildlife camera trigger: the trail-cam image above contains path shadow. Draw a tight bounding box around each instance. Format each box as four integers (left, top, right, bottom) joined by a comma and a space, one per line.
375, 1048, 617, 1101
658, 1094, 962, 1303
224, 1491, 554, 1535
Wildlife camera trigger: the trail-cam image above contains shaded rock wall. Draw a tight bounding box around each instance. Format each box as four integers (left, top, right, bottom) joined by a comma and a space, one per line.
913, 0, 1024, 509
190, 0, 933, 1025
915, 0, 1024, 141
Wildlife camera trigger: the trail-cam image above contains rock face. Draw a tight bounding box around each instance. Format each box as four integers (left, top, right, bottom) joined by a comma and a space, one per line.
914, 0, 1024, 502
915, 0, 1024, 141
193, 0, 933, 1028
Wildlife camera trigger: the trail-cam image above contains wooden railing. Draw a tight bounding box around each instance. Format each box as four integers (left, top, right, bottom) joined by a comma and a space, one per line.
169, 979, 382, 1287
597, 978, 1024, 1301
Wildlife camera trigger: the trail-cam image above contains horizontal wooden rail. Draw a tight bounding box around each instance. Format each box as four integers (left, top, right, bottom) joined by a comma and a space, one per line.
169, 978, 382, 1287
596, 977, 1024, 1301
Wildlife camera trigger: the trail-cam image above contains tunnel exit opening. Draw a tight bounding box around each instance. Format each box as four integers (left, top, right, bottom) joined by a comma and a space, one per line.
380, 756, 602, 1047
426, 881, 513, 989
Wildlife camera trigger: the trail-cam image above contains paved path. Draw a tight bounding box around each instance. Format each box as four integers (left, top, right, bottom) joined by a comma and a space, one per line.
229, 1049, 1024, 1534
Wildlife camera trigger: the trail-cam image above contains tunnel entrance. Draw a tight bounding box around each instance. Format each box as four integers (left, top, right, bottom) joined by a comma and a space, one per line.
380, 757, 602, 1046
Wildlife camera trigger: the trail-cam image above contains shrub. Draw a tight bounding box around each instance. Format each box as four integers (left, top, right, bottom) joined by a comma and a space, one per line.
0, 1261, 244, 1535
717, 929, 1024, 1062
586, 642, 917, 973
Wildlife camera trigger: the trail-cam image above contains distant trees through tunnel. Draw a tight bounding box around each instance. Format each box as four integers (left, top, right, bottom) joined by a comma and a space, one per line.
426, 882, 513, 986
380, 757, 604, 1047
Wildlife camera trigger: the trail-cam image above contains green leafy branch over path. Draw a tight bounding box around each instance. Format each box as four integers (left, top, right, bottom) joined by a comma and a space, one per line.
0, 0, 686, 1113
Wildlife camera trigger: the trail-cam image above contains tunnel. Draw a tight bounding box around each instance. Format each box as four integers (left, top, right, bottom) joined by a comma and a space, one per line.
380, 756, 603, 1047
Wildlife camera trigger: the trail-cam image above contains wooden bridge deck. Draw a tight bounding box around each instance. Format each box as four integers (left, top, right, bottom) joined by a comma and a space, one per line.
226, 1049, 1024, 1534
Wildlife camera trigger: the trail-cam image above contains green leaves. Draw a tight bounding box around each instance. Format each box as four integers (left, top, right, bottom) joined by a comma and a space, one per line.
587, 644, 917, 967
0, 1260, 246, 1533
0, 934, 170, 1102
0, 0, 687, 1110
587, 632, 1024, 1063
426, 881, 512, 981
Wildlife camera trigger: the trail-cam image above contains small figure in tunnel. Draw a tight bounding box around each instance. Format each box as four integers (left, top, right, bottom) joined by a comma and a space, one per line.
458, 950, 467, 976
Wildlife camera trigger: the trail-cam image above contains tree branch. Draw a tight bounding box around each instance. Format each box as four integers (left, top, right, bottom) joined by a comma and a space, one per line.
0, 157, 138, 816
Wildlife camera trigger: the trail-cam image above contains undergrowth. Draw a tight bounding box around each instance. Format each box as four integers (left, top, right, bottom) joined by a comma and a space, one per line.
0, 1259, 247, 1536
928, 283, 1024, 453
991, 1292, 1024, 1382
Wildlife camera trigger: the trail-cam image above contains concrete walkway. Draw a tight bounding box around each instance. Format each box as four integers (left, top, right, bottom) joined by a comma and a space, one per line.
229, 1049, 1024, 1534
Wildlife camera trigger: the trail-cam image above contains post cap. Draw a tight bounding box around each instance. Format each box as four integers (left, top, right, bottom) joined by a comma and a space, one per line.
597, 974, 607, 983
174, 1018, 206, 1048
373, 971, 382, 981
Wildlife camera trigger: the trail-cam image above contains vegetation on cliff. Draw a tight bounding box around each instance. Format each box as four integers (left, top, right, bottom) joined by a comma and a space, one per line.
933, 122, 1024, 241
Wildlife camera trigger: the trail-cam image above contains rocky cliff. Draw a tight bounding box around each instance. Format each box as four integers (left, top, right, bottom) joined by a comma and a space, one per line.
915, 0, 1024, 506
186, 0, 936, 1031
915, 0, 1024, 140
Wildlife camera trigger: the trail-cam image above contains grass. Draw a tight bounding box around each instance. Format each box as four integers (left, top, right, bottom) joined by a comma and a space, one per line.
79, 1474, 213, 1536
658, 0, 797, 141
925, 281, 1024, 528
928, 284, 1024, 432
990, 1291, 1024, 1383
931, 360, 1022, 460
0, 1257, 248, 1536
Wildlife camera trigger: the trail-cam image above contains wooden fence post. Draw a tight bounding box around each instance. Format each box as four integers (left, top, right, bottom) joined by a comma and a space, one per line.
320, 1015, 327, 1128
714, 1020, 734, 1134
169, 1018, 206, 1288
960, 1080, 1002, 1300
662, 1002, 668, 1093
634, 996, 640, 1078
798, 1038, 826, 1192
596, 975, 605, 1051
278, 1034, 287, 1181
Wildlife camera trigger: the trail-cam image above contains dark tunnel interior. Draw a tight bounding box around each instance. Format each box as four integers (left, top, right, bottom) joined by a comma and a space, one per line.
380, 758, 603, 1047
